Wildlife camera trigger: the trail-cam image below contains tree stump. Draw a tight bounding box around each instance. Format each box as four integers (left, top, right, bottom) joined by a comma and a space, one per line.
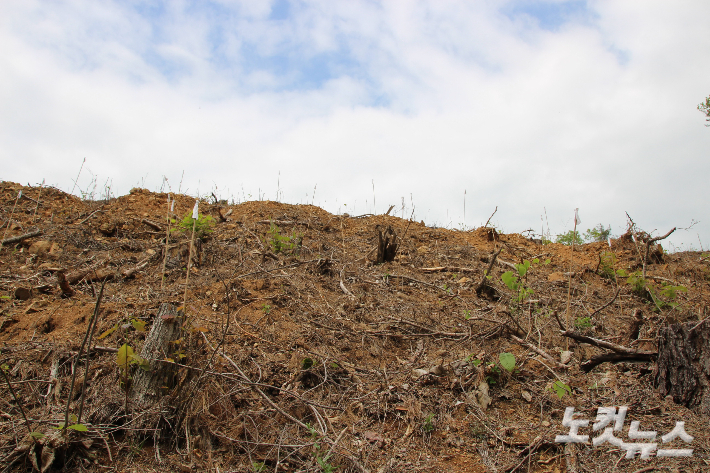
131, 303, 182, 408
655, 321, 710, 415
375, 226, 398, 264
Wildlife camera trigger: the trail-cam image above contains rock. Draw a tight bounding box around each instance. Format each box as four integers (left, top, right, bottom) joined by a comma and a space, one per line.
412, 368, 429, 379
560, 350, 573, 364
458, 277, 471, 284
14, 287, 32, 301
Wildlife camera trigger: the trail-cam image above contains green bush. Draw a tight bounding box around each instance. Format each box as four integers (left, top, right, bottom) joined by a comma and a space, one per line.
555, 230, 584, 246
172, 212, 215, 241
584, 224, 612, 242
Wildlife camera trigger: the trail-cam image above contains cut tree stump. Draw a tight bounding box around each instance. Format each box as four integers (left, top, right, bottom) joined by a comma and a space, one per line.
131, 303, 182, 408
375, 225, 398, 264
655, 321, 710, 415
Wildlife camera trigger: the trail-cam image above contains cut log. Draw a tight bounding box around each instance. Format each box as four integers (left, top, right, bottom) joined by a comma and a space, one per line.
131, 303, 182, 408
655, 321, 710, 415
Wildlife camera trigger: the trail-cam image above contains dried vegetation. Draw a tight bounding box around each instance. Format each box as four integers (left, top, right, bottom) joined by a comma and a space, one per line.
0, 181, 709, 472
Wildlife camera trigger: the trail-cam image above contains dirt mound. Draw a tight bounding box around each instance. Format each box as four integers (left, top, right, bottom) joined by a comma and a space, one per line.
1, 181, 709, 472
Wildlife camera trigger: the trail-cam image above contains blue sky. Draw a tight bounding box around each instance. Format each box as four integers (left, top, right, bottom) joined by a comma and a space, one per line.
1, 0, 709, 249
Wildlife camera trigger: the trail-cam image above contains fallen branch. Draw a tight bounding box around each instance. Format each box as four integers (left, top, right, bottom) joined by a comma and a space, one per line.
580, 352, 656, 373
137, 218, 164, 232
1, 229, 42, 246
421, 266, 478, 274
510, 334, 567, 370
560, 330, 649, 355
476, 247, 503, 295
587, 287, 620, 319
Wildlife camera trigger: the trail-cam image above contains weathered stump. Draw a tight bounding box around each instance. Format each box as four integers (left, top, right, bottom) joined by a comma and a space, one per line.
131, 303, 182, 408
375, 225, 398, 264
655, 321, 710, 415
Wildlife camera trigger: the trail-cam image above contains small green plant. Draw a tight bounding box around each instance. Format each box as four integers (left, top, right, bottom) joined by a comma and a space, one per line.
172, 212, 214, 241
555, 230, 584, 246
501, 260, 534, 303
549, 380, 572, 399
116, 343, 150, 391
574, 317, 592, 329
307, 423, 338, 472
261, 303, 271, 315
54, 413, 88, 432
598, 251, 617, 280
498, 352, 516, 373
422, 413, 435, 433
251, 462, 267, 473
584, 224, 612, 242
463, 309, 472, 320
266, 222, 302, 254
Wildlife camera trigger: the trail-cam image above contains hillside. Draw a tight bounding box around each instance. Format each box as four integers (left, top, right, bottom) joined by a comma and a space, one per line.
1, 181, 709, 472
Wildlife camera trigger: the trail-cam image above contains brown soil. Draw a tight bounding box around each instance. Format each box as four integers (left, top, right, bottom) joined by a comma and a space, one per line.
1, 181, 709, 472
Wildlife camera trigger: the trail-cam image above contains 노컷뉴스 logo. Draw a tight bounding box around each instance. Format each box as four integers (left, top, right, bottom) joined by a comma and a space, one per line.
555, 406, 693, 460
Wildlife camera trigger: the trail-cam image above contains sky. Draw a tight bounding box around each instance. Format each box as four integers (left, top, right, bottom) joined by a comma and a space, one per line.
1, 0, 709, 250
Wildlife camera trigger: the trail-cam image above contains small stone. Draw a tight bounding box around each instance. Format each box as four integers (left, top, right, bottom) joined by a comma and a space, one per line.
560, 350, 572, 364
412, 368, 429, 379
458, 277, 471, 284
541, 420, 551, 427
14, 287, 32, 301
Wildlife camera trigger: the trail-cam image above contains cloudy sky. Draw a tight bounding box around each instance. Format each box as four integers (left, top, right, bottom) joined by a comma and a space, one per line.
2, 1, 709, 249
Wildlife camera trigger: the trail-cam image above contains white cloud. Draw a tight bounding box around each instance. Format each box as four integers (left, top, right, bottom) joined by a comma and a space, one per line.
1, 0, 709, 248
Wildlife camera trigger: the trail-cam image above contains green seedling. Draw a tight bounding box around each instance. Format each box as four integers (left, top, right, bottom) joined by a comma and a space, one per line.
266, 222, 302, 254
463, 309, 472, 320
422, 413, 435, 433
172, 211, 214, 241
54, 413, 87, 432
550, 380, 572, 399
574, 317, 592, 329
501, 260, 534, 303
598, 252, 617, 280
262, 303, 271, 315
117, 343, 150, 391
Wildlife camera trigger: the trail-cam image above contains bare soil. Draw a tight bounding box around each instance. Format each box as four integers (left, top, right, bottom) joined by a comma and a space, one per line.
1, 181, 709, 472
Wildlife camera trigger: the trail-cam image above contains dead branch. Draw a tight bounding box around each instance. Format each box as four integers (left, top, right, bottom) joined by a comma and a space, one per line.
484, 206, 498, 228
580, 352, 656, 373
588, 286, 620, 319
560, 330, 646, 354
642, 227, 675, 278
1, 229, 42, 246
509, 334, 567, 370
476, 247, 503, 295
137, 218, 164, 232
422, 266, 478, 273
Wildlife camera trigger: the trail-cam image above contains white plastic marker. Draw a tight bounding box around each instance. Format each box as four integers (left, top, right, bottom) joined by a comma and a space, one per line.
182, 200, 199, 316
1, 191, 23, 250
574, 208, 581, 226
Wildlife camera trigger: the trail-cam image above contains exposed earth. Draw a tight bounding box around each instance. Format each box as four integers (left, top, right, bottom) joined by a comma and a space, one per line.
1, 181, 709, 472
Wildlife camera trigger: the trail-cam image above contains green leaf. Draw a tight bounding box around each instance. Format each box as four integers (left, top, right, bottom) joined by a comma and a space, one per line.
501, 271, 518, 291
499, 352, 516, 372
551, 380, 572, 399
0, 295, 10, 300
29, 431, 45, 440
131, 319, 147, 332
117, 343, 135, 368
68, 423, 88, 432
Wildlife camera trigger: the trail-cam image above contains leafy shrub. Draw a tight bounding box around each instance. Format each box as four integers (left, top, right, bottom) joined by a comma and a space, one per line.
266, 222, 302, 254
584, 224, 612, 242
555, 230, 584, 246
172, 212, 215, 241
